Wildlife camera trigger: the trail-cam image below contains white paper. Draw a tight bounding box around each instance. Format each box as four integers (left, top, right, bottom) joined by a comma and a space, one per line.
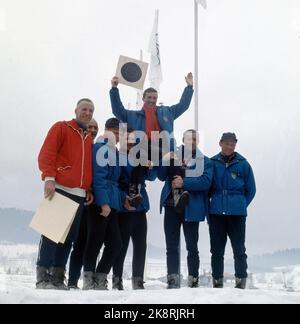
30, 192, 79, 244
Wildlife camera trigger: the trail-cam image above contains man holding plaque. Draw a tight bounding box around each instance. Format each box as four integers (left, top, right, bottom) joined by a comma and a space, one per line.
36, 99, 95, 290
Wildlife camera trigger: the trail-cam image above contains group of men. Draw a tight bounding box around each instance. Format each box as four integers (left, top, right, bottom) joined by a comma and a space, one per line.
36, 72, 256, 291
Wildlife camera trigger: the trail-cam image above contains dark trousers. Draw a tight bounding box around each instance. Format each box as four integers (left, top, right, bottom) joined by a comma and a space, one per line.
164, 207, 200, 277
113, 212, 147, 279
68, 206, 89, 286
129, 165, 146, 194
36, 189, 85, 269
131, 165, 145, 185
83, 205, 122, 274
209, 214, 248, 280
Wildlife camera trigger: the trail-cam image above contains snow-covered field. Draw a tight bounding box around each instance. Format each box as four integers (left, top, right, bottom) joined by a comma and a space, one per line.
0, 244, 300, 304
1, 274, 300, 304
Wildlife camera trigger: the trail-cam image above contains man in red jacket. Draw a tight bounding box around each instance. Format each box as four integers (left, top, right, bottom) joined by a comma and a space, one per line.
36, 98, 95, 290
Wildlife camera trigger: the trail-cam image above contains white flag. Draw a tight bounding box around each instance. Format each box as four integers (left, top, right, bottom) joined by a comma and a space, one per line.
148, 10, 163, 91
196, 0, 207, 9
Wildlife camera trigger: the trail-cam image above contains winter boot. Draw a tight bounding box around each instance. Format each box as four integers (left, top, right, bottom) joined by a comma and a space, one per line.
36, 267, 50, 289
174, 189, 190, 214
188, 276, 199, 288
112, 276, 124, 291
132, 277, 145, 290
68, 284, 79, 290
82, 272, 95, 290
94, 273, 108, 290
68, 276, 80, 290
213, 278, 224, 288
235, 277, 247, 290
167, 274, 180, 289
48, 267, 69, 290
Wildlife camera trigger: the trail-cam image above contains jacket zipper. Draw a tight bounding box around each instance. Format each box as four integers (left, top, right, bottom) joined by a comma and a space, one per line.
218, 158, 240, 215
68, 123, 87, 189
80, 136, 85, 188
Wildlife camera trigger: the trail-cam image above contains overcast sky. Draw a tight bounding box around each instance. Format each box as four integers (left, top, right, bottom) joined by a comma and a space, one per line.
0, 0, 300, 256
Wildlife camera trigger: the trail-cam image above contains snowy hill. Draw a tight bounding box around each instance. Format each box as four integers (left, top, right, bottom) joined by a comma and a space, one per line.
0, 209, 39, 244
249, 249, 300, 272
0, 208, 168, 259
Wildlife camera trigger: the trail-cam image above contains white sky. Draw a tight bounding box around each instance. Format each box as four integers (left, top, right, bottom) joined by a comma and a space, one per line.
0, 0, 300, 255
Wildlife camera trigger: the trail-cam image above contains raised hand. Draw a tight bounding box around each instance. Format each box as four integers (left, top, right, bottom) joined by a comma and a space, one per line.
185, 72, 194, 87
111, 76, 119, 88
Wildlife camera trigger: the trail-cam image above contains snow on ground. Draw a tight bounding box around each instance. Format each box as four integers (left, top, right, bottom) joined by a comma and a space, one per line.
0, 274, 300, 304
0, 244, 300, 304
253, 266, 300, 292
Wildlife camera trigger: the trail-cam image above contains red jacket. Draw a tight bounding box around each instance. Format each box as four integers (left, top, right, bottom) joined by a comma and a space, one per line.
38, 119, 93, 190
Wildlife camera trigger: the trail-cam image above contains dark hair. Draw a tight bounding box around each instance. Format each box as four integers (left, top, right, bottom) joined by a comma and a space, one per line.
143, 88, 158, 99
77, 98, 94, 106
126, 127, 135, 134
105, 118, 120, 130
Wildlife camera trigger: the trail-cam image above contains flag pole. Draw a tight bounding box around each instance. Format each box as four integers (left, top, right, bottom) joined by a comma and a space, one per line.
136, 50, 144, 108
194, 0, 199, 132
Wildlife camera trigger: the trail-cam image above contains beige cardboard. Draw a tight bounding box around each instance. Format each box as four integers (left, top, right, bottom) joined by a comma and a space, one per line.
30, 192, 79, 244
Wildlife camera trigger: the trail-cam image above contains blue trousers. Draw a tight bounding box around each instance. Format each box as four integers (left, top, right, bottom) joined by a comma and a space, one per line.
208, 214, 248, 279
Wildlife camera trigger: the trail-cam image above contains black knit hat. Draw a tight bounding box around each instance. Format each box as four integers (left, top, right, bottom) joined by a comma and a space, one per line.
105, 118, 120, 130
220, 132, 238, 142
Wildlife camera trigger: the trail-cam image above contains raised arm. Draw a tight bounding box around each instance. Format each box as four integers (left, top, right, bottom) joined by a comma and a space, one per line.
109, 76, 129, 122
169, 73, 194, 120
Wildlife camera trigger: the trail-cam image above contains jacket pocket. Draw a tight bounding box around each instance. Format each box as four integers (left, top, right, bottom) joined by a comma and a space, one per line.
228, 195, 247, 215
57, 166, 72, 172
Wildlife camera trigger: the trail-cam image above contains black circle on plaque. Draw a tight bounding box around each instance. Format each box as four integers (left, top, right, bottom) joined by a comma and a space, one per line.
121, 63, 142, 83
